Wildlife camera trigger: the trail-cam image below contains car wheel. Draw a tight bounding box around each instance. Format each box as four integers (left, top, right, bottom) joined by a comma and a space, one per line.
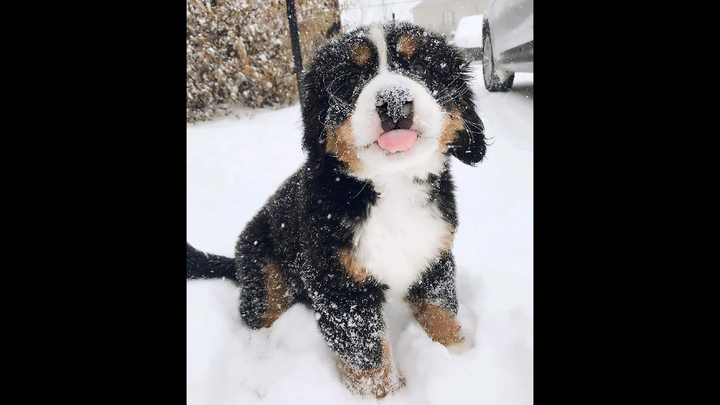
482, 24, 514, 92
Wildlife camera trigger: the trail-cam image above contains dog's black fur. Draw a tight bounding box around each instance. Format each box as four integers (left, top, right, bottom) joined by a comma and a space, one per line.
187, 21, 486, 396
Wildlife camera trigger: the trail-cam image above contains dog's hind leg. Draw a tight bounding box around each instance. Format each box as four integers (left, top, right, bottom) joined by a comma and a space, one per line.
235, 215, 292, 329
240, 259, 291, 329
406, 252, 465, 348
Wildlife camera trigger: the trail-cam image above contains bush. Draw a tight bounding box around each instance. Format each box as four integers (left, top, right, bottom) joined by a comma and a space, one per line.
187, 0, 341, 123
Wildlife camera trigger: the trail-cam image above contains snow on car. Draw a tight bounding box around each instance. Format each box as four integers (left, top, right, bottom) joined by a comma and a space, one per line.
453, 14, 484, 60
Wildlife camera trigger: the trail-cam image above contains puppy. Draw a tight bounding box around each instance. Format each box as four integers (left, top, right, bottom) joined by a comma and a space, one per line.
187, 21, 486, 398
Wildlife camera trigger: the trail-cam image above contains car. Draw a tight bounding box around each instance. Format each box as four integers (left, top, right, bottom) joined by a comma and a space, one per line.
452, 14, 484, 61
482, 0, 533, 92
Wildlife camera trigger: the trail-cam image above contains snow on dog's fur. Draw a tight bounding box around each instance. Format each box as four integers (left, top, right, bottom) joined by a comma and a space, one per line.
187, 21, 486, 398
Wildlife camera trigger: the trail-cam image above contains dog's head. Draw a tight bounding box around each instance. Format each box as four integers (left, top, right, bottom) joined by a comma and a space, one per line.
301, 22, 485, 179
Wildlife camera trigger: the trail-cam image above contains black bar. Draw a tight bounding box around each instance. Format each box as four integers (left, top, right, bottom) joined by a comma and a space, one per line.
286, 0, 304, 109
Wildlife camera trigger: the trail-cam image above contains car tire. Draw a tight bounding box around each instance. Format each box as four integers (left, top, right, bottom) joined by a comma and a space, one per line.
482, 23, 514, 92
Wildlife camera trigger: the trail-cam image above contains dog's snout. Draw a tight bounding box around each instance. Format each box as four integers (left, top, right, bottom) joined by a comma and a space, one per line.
376, 86, 414, 132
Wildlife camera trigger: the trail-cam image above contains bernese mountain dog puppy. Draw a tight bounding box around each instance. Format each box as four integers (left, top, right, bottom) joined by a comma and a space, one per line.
187, 21, 486, 398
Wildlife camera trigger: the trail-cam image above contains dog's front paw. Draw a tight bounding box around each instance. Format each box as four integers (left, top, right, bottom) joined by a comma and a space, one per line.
343, 362, 405, 399
445, 332, 475, 354
340, 363, 405, 399
446, 340, 472, 355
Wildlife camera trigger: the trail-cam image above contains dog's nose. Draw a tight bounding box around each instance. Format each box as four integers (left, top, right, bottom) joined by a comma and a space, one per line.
376, 86, 414, 133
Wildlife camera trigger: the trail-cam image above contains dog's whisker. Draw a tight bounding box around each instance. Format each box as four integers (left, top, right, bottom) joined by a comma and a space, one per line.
352, 180, 370, 199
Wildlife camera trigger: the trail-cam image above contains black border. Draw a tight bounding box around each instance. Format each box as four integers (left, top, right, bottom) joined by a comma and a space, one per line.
93, 1, 648, 402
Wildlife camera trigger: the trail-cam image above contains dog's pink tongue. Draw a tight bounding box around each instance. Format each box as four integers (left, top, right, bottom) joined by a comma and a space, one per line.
377, 129, 418, 153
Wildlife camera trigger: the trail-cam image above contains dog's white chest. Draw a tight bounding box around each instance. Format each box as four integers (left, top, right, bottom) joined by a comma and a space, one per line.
353, 176, 448, 295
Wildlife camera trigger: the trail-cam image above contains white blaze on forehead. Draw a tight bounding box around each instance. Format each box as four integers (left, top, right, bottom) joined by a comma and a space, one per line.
369, 26, 388, 72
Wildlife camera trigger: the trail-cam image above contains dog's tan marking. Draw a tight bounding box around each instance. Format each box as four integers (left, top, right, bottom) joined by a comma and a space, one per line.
258, 261, 290, 328
439, 108, 465, 153
396, 35, 420, 58
410, 300, 464, 347
340, 248, 369, 283
338, 334, 405, 398
439, 226, 456, 253
326, 118, 363, 172
351, 45, 372, 66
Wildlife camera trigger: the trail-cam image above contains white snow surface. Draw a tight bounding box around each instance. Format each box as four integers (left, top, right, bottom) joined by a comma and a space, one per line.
187, 64, 533, 404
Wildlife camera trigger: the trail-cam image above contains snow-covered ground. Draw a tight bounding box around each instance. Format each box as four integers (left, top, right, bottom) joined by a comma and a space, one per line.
187, 63, 533, 404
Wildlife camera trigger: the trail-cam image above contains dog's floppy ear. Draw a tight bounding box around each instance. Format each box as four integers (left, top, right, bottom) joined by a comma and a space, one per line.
448, 92, 486, 166
300, 67, 327, 165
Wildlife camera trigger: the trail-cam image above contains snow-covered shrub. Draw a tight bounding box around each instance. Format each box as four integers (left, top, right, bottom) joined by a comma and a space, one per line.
187, 0, 341, 123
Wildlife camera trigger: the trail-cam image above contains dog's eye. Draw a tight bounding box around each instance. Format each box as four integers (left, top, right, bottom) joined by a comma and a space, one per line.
412, 62, 427, 76
349, 73, 362, 84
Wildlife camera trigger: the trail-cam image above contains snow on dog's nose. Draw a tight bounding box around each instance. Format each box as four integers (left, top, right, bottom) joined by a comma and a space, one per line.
376, 86, 417, 153
376, 86, 413, 128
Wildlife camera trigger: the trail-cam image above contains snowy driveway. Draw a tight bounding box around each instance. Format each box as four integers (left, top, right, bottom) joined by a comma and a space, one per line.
187, 62, 533, 405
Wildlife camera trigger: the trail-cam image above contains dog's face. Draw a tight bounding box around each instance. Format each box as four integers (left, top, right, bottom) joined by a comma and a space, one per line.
301, 22, 486, 179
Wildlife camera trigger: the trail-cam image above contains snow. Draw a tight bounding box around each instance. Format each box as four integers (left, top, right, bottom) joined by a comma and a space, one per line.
187, 64, 533, 404
453, 15, 484, 49
341, 0, 421, 30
